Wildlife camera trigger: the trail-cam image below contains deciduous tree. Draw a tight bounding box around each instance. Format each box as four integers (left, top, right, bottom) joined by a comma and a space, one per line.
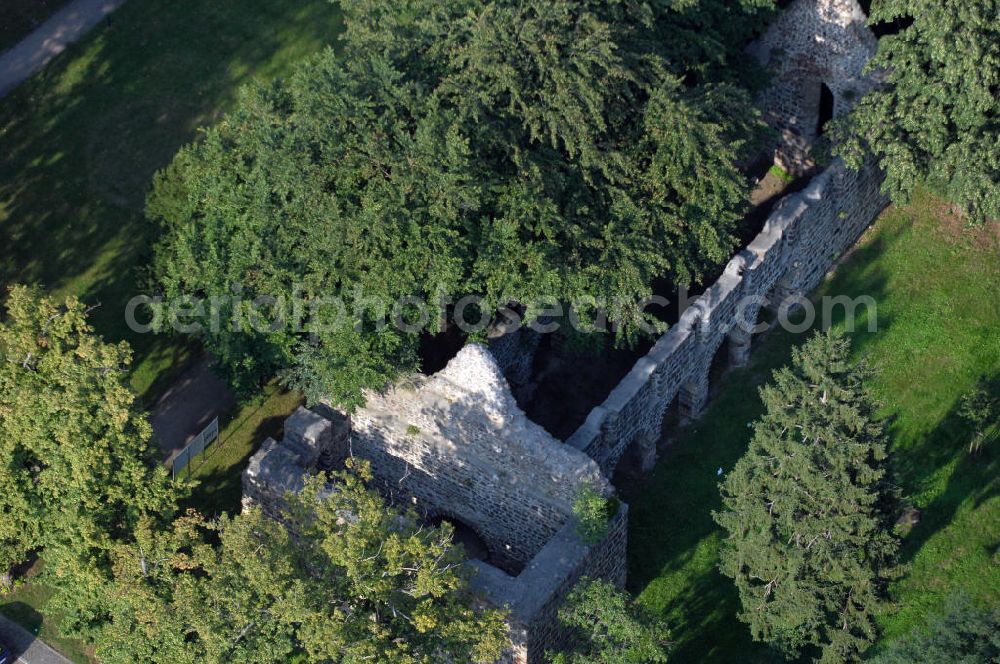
0, 286, 175, 603
97, 463, 509, 664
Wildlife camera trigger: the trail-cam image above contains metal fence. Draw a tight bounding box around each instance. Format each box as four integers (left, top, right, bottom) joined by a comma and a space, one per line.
172, 416, 220, 479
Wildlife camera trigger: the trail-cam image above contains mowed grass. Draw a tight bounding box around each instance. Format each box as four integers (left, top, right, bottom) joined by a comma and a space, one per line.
0, 565, 93, 663
181, 381, 305, 518
625, 189, 1000, 662
0, 0, 344, 403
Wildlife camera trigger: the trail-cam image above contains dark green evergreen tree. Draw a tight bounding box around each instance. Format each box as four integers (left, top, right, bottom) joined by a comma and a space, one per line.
834, 0, 1000, 223
150, 0, 775, 408
713, 330, 900, 662
873, 594, 1000, 664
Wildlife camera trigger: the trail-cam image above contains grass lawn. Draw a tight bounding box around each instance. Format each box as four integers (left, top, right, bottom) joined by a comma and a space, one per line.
0, 0, 344, 404
181, 382, 305, 517
0, 0, 69, 53
625, 189, 1000, 662
0, 561, 93, 663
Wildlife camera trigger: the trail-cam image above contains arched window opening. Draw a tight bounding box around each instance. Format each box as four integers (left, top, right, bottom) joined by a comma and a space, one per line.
817, 82, 835, 136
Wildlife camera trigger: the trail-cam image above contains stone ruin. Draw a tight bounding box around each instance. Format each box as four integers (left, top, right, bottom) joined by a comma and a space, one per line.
244, 345, 626, 662
749, 0, 882, 173
242, 2, 889, 661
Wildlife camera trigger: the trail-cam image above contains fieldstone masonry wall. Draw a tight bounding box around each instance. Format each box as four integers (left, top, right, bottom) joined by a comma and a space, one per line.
473, 503, 629, 663
564, 157, 888, 477
337, 344, 611, 572
242, 406, 349, 519
487, 316, 543, 403
748, 0, 880, 172
242, 164, 888, 660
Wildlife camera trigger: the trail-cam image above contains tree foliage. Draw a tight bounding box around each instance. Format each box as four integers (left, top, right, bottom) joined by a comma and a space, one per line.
572, 484, 618, 545
713, 330, 900, 662
0, 285, 175, 589
550, 577, 670, 664
96, 463, 509, 664
150, 0, 774, 408
834, 0, 1000, 223
873, 594, 1000, 664
958, 377, 997, 455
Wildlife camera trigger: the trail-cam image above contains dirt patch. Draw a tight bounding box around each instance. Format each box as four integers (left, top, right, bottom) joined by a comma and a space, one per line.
750, 169, 789, 207
927, 197, 1000, 251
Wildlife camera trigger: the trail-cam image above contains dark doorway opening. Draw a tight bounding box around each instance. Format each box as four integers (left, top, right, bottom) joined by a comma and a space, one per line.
817, 82, 835, 136
429, 515, 490, 563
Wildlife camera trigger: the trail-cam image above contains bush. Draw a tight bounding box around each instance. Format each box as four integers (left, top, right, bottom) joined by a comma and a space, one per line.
572, 485, 618, 544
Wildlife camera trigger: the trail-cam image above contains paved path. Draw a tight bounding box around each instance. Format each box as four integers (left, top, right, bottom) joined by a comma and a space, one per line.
0, 614, 71, 664
150, 356, 236, 468
0, 0, 127, 97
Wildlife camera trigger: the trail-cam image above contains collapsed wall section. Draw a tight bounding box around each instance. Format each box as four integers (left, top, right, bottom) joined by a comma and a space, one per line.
344, 344, 609, 571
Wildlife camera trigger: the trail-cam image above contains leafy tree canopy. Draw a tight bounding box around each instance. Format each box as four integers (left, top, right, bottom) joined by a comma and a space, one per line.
96, 463, 509, 664
835, 0, 1000, 223
0, 285, 175, 581
550, 577, 670, 663
150, 0, 774, 408
713, 330, 900, 662
0, 285, 177, 638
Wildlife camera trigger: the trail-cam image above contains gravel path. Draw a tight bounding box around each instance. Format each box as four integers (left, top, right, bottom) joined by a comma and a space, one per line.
0, 0, 127, 97
150, 356, 237, 468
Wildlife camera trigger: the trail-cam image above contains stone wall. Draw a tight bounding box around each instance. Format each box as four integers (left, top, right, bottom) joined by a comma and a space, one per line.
748, 0, 880, 172
470, 503, 629, 663
242, 406, 349, 519
564, 158, 888, 476
344, 344, 610, 572
487, 315, 543, 403
242, 346, 627, 664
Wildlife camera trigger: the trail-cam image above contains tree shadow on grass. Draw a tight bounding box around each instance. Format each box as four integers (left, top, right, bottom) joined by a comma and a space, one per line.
0, 601, 42, 638
891, 373, 1000, 564
181, 410, 291, 518
0, 0, 345, 400
816, 213, 910, 356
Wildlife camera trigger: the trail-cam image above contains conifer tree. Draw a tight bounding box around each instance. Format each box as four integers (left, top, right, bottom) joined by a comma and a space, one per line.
714, 330, 900, 662
834, 0, 1000, 223
149, 0, 775, 408
873, 594, 1000, 664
